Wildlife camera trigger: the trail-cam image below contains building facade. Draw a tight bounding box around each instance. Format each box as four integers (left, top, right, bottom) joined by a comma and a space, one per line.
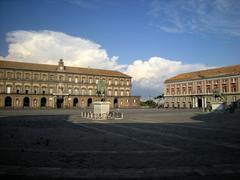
164, 65, 240, 109
0, 59, 140, 109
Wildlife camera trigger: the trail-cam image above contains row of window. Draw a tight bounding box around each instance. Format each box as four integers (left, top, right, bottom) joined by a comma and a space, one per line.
166, 82, 238, 95
3, 86, 130, 96
0, 71, 131, 86
168, 78, 238, 88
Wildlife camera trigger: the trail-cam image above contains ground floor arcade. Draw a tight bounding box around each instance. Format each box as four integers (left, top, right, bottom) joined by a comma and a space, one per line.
0, 94, 140, 109
164, 94, 240, 109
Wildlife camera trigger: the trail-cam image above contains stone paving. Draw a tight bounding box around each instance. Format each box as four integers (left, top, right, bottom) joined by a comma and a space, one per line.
0, 108, 240, 179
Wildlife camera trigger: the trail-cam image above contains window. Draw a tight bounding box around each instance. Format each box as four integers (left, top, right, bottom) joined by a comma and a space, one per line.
126, 81, 129, 86
50, 75, 54, 81
222, 85, 227, 93
42, 74, 47, 81
25, 73, 30, 80
73, 89, 77, 94
69, 77, 72, 82
26, 90, 28, 94
115, 79, 118, 85
50, 88, 53, 94
7, 86, 11, 94
75, 77, 78, 83
114, 90, 118, 96
7, 72, 12, 79
121, 91, 123, 96
231, 78, 236, 83
231, 84, 237, 92
197, 87, 202, 94
42, 90, 45, 95
68, 89, 72, 94
0, 71, 3, 78
81, 89, 86, 95
121, 80, 124, 86
188, 87, 192, 94
182, 87, 186, 94
177, 88, 180, 95
34, 74, 39, 80
166, 88, 170, 95
82, 77, 86, 83
108, 90, 112, 96
59, 75, 64, 81
206, 85, 211, 93
89, 78, 92, 84
126, 91, 129, 96
34, 90, 37, 94
89, 89, 92, 95
96, 79, 99, 84
17, 89, 19, 94
16, 72, 21, 79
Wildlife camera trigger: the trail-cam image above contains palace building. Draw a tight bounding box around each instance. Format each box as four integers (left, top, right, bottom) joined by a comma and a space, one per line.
0, 59, 140, 109
164, 65, 240, 109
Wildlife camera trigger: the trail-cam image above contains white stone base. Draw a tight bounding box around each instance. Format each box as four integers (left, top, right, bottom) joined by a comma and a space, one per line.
93, 102, 110, 119
211, 102, 225, 111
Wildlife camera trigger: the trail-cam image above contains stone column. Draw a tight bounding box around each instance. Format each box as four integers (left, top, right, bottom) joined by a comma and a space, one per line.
192, 97, 195, 108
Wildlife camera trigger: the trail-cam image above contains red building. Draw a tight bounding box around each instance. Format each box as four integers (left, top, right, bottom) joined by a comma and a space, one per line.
164, 65, 240, 109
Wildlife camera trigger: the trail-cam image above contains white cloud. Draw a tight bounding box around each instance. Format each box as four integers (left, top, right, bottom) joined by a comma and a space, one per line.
126, 57, 211, 97
4, 30, 126, 70
1, 30, 212, 97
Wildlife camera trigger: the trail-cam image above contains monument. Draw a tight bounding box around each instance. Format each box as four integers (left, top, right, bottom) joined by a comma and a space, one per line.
93, 80, 110, 119
210, 89, 226, 111
81, 80, 123, 120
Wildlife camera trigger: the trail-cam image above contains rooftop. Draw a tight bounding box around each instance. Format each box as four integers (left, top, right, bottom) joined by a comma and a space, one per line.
0, 60, 130, 78
165, 64, 240, 83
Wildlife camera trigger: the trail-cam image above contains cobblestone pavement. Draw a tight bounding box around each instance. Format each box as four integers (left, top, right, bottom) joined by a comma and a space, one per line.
0, 109, 240, 179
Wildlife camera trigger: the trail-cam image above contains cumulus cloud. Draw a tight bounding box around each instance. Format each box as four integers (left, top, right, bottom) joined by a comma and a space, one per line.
3, 30, 126, 70
126, 57, 211, 97
1, 30, 211, 97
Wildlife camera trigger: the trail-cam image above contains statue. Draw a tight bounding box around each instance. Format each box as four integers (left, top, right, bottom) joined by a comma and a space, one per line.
212, 89, 225, 102
96, 80, 107, 101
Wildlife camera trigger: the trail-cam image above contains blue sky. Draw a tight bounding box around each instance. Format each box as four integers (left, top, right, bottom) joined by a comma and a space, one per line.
0, 0, 240, 97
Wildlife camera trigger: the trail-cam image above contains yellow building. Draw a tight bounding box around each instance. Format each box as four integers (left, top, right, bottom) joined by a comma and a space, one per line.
0, 59, 140, 109
164, 65, 240, 109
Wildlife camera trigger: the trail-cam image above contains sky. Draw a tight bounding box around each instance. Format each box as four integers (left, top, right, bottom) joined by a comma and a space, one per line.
0, 0, 240, 98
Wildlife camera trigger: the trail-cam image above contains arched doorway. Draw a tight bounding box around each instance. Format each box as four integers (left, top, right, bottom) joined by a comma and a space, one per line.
5, 96, 12, 107
41, 97, 47, 107
87, 98, 92, 107
23, 97, 30, 107
57, 96, 64, 108
198, 98, 202, 108
73, 98, 78, 107
114, 98, 118, 108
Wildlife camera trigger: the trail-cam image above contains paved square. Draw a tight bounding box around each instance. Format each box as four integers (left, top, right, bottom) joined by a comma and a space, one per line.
0, 109, 240, 179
